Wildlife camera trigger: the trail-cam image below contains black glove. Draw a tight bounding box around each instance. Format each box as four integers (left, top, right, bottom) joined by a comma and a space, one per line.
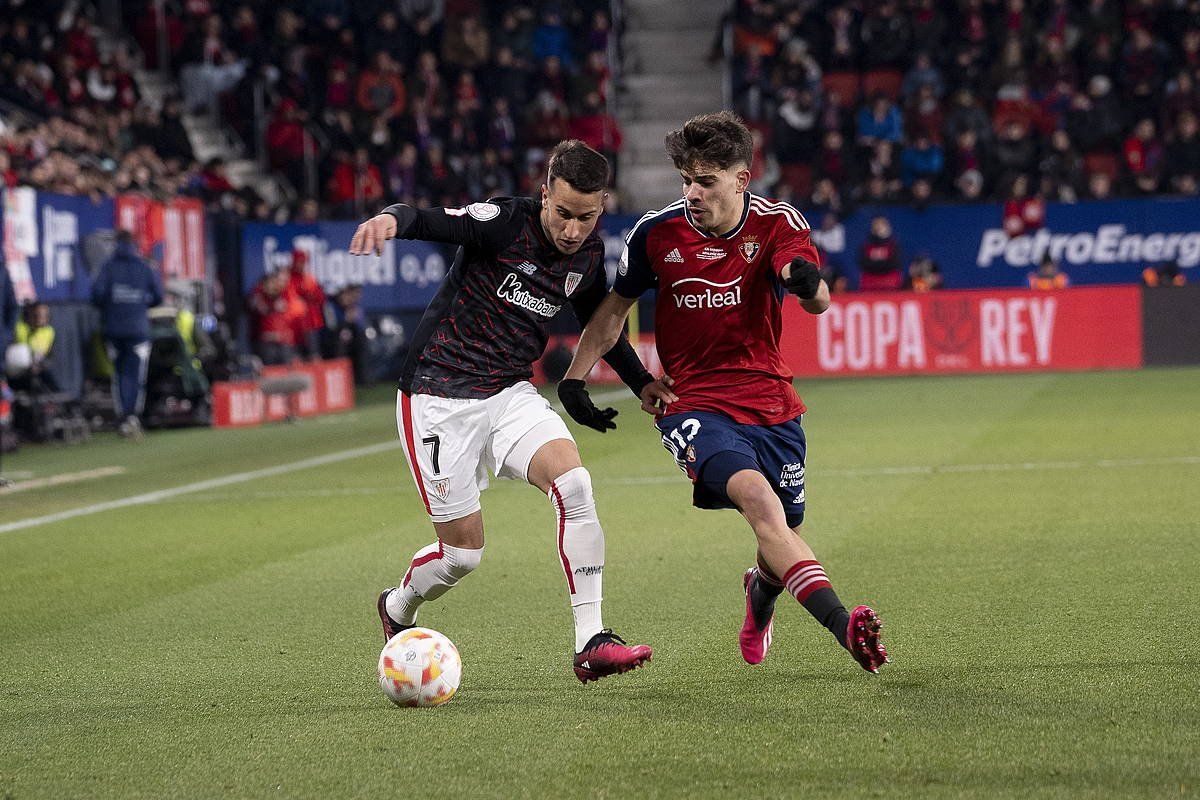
784, 256, 822, 299
557, 379, 618, 432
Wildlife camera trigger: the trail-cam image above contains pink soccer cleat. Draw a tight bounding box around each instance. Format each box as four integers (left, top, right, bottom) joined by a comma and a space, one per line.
739, 567, 774, 665
573, 630, 653, 683
845, 605, 890, 674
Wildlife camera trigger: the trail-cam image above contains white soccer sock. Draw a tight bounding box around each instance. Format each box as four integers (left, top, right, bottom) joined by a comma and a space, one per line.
548, 467, 606, 652
386, 540, 483, 625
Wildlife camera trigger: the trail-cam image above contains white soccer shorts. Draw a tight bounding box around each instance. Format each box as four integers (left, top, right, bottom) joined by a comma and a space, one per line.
396, 381, 574, 522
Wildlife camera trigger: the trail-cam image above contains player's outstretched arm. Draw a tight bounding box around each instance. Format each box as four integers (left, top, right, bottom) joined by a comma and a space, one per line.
348, 213, 398, 256
782, 257, 831, 314
565, 291, 637, 382
350, 201, 519, 256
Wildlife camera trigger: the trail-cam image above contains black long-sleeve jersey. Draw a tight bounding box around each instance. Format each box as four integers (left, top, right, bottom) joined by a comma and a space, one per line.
383, 197, 652, 399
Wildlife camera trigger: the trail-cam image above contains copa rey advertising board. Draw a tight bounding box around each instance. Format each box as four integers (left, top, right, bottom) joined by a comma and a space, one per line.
779, 285, 1142, 376
240, 221, 454, 311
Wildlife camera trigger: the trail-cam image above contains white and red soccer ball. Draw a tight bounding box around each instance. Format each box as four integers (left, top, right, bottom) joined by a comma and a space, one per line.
377, 628, 461, 707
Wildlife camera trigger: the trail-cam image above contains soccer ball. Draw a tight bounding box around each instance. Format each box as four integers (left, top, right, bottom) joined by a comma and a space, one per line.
377, 627, 461, 707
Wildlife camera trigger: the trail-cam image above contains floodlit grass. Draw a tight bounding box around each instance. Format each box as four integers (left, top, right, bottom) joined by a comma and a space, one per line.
2, 370, 1198, 799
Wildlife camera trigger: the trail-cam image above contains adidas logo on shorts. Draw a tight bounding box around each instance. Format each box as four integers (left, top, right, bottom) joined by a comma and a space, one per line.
664, 248, 684, 263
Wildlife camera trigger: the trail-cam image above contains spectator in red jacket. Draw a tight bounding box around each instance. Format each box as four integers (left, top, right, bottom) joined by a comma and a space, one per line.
286, 251, 326, 360
266, 99, 307, 163
327, 147, 385, 217
858, 216, 904, 291
356, 52, 407, 119
1123, 117, 1164, 194
248, 270, 296, 365
568, 92, 623, 177
266, 99, 309, 190
1002, 174, 1045, 236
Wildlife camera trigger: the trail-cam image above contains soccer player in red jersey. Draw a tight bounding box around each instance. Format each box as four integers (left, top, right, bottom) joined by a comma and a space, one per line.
557, 112, 889, 673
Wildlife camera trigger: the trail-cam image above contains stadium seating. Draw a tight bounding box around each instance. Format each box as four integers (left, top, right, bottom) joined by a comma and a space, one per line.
726, 2, 1200, 207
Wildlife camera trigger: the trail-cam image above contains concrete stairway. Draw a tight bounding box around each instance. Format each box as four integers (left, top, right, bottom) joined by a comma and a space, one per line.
617, 0, 729, 212
133, 67, 288, 207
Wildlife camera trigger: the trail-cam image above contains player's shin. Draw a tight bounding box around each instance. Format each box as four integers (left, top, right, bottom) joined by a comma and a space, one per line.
386, 541, 483, 625
780, 559, 851, 647
749, 551, 786, 628
547, 467, 606, 653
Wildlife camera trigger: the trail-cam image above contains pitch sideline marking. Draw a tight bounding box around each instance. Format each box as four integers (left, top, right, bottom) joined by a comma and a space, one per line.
0, 466, 127, 494
143, 454, 1200, 504
0, 442, 402, 535
0, 388, 631, 535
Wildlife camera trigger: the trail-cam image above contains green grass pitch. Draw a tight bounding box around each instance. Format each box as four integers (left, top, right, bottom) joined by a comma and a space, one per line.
2, 369, 1198, 799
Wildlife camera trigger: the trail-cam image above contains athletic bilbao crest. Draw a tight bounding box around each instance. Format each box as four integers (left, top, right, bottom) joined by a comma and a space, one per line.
431, 479, 450, 501
739, 236, 761, 263
564, 272, 583, 297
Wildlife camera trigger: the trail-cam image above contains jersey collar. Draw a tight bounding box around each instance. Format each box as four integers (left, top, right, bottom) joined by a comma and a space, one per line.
684, 192, 751, 239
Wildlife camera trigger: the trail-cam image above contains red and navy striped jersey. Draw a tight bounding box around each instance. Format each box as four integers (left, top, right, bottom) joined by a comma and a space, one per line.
614, 193, 819, 425
390, 196, 647, 399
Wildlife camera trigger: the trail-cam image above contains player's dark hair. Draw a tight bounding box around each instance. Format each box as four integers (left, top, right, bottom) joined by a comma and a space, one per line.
547, 140, 610, 193
664, 110, 754, 173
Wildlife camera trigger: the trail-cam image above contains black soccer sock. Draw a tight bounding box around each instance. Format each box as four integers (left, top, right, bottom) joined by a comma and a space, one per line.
782, 560, 851, 648
749, 554, 785, 629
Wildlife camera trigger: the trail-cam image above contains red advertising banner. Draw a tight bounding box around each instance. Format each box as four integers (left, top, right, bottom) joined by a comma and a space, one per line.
211, 359, 355, 428
162, 197, 206, 280
780, 286, 1143, 376
115, 194, 206, 280
543, 286, 1142, 384
115, 194, 162, 258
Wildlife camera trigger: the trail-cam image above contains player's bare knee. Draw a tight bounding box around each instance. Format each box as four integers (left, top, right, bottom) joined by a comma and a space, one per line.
433, 511, 484, 549
527, 438, 583, 492
728, 476, 781, 525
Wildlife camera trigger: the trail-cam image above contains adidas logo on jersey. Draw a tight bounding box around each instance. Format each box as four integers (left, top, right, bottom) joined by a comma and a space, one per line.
664, 248, 684, 263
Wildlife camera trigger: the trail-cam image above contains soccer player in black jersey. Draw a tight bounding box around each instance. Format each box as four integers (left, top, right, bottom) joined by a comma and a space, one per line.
350, 141, 670, 682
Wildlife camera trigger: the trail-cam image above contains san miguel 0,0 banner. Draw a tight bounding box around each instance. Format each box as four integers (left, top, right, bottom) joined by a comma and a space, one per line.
780, 286, 1143, 377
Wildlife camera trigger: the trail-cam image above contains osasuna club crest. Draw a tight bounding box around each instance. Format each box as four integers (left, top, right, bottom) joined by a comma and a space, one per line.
564, 272, 583, 297
739, 236, 761, 263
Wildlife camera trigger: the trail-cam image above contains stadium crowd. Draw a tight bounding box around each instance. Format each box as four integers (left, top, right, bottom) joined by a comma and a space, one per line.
724, 0, 1200, 212
0, 9, 199, 205
0, 1, 622, 222
169, 0, 621, 218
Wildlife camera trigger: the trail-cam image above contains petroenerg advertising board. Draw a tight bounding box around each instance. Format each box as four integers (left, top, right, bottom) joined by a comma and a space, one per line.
604, 197, 1200, 290
810, 197, 1200, 289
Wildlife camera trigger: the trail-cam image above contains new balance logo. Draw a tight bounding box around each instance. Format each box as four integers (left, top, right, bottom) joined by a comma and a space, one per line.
664, 248, 684, 263
514, 261, 538, 275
